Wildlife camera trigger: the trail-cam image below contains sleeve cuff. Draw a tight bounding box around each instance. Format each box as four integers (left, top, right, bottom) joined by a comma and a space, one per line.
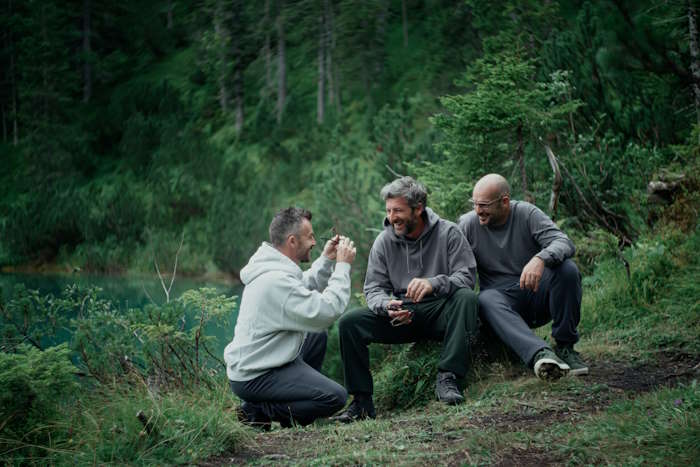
535, 251, 553, 266
333, 261, 351, 275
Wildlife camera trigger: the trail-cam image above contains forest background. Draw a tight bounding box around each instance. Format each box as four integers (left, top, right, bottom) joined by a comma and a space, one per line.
2, 0, 697, 277
0, 0, 698, 464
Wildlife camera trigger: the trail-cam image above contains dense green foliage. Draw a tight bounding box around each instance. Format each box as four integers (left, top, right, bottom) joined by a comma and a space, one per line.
2, 0, 697, 275
0, 284, 241, 462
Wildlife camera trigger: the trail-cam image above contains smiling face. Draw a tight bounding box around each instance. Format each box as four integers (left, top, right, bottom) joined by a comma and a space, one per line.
292, 219, 316, 263
472, 180, 510, 226
385, 196, 424, 238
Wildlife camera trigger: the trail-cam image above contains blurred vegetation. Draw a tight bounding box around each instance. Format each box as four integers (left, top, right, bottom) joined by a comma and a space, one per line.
1, 0, 697, 277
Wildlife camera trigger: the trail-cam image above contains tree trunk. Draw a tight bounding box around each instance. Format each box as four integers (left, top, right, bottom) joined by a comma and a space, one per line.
688, 1, 700, 132
317, 3, 325, 124
374, 3, 387, 77
82, 0, 92, 103
214, 0, 228, 114
276, 0, 286, 124
325, 0, 339, 113
41, 7, 48, 120
8, 0, 18, 144
516, 120, 530, 200
401, 0, 408, 47
232, 1, 244, 132
544, 144, 562, 217
2, 106, 6, 143
167, 0, 173, 29
262, 0, 273, 99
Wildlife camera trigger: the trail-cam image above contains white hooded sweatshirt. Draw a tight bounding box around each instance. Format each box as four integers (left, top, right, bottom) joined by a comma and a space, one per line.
224, 242, 352, 381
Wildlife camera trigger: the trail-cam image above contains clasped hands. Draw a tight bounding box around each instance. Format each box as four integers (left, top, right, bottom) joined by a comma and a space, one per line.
322, 235, 356, 264
386, 278, 433, 327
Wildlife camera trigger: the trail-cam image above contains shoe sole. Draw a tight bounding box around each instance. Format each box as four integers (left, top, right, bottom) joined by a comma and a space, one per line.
534, 358, 570, 380
567, 367, 589, 376
435, 390, 465, 405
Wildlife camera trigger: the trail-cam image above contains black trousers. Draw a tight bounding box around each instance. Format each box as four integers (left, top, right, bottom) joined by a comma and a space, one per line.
229, 331, 347, 427
338, 288, 479, 396
478, 259, 582, 367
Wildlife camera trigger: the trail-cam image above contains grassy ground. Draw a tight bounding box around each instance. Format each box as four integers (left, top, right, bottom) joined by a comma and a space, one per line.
207, 227, 700, 466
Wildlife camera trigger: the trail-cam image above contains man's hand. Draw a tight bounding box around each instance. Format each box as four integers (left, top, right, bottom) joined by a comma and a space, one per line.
520, 256, 544, 291
335, 237, 356, 264
322, 234, 341, 260
405, 278, 433, 303
387, 299, 412, 326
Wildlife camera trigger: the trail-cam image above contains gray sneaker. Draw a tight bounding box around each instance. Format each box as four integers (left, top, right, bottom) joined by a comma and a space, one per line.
435, 371, 465, 405
554, 345, 589, 376
533, 348, 570, 380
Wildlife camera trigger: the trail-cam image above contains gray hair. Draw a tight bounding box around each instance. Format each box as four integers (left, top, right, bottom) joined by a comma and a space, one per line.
269, 207, 312, 247
380, 176, 427, 209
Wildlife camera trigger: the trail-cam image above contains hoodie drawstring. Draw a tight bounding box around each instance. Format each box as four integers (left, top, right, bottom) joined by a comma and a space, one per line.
405, 241, 410, 273
404, 239, 424, 273
419, 239, 424, 269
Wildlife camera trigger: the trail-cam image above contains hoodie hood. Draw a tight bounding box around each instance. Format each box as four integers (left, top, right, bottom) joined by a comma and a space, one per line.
383, 207, 440, 243
382, 207, 441, 272
239, 242, 301, 285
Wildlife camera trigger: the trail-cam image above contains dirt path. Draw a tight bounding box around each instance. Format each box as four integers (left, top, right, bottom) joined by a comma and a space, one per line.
204, 352, 700, 466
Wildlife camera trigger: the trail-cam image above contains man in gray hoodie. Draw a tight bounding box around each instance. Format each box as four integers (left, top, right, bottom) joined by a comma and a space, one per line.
334, 177, 479, 423
458, 174, 587, 380
224, 207, 356, 429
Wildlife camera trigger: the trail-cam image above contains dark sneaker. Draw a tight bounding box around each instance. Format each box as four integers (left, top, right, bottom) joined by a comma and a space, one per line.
435, 371, 465, 405
533, 348, 570, 380
332, 397, 376, 424
236, 401, 271, 431
554, 345, 589, 376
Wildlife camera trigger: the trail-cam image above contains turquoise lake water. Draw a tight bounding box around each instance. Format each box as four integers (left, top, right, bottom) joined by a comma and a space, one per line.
0, 271, 243, 358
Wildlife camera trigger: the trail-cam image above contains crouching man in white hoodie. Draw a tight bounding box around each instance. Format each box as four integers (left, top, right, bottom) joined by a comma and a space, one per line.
224, 207, 356, 429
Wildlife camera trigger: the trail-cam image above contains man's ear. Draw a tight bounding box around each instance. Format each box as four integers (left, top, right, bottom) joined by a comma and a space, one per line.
414, 203, 425, 216
287, 234, 298, 250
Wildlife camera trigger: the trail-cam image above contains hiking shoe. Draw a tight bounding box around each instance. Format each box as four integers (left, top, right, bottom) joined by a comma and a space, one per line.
533, 348, 570, 380
554, 344, 589, 376
332, 397, 376, 424
236, 401, 271, 431
435, 371, 465, 405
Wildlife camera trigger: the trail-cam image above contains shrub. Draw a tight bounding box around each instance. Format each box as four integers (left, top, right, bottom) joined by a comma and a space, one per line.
0, 344, 79, 456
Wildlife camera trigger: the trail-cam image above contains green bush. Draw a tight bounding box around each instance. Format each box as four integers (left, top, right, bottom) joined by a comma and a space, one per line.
373, 341, 443, 410
0, 344, 79, 455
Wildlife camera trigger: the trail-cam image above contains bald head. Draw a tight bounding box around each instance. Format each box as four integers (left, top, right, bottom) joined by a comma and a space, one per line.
474, 174, 510, 198
472, 174, 511, 226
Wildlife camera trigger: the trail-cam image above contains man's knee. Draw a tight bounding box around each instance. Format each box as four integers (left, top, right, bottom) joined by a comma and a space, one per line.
555, 259, 581, 286
329, 384, 348, 411
451, 288, 478, 305
338, 308, 372, 336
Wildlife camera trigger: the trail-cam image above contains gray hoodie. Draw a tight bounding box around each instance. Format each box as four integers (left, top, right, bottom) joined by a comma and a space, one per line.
364, 207, 476, 315
224, 242, 351, 381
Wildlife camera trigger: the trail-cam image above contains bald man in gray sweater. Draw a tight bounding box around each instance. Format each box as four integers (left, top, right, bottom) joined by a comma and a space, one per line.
459, 174, 588, 379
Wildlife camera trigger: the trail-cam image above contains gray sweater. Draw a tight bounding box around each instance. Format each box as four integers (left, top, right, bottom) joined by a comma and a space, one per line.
458, 201, 575, 290
364, 207, 476, 315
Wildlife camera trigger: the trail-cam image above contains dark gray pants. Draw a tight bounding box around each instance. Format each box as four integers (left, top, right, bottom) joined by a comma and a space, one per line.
478, 259, 582, 367
229, 332, 347, 427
